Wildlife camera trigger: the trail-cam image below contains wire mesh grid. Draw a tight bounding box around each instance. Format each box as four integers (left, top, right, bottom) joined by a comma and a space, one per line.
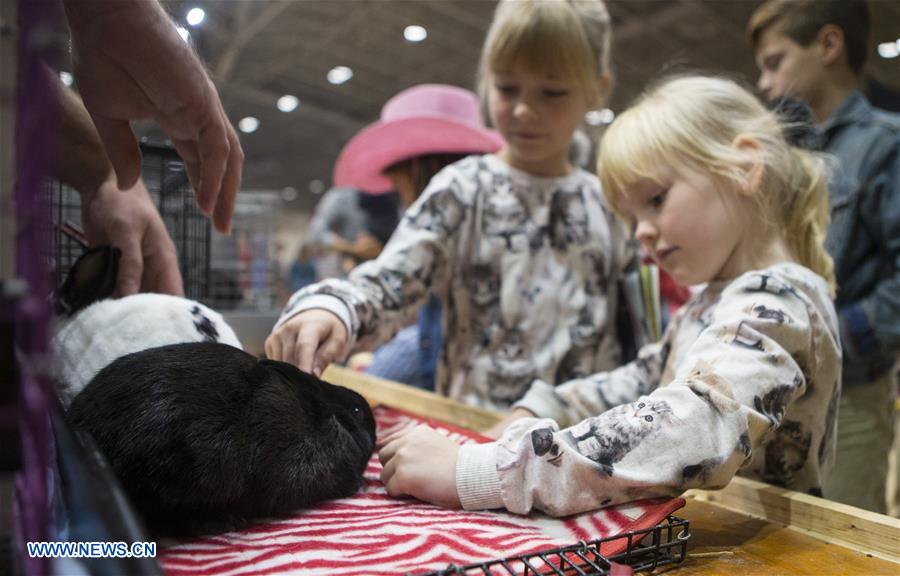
47, 142, 210, 300
412, 515, 690, 576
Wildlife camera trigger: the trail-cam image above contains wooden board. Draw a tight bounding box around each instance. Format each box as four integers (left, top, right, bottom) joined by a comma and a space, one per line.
688, 477, 900, 563
669, 499, 898, 575
323, 365, 502, 432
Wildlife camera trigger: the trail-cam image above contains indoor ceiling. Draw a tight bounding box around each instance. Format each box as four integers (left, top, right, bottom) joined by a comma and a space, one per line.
146, 0, 900, 212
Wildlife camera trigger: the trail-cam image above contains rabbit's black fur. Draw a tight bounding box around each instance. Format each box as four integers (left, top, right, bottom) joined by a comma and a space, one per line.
65, 342, 376, 538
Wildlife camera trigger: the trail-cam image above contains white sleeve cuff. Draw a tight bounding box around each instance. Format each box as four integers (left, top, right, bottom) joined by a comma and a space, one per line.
275, 294, 356, 353
275, 294, 351, 334
456, 443, 505, 511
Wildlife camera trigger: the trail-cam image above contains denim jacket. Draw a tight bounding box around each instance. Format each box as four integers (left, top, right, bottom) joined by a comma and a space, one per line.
821, 91, 900, 386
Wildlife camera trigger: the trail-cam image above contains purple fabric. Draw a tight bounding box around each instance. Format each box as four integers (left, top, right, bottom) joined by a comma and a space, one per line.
14, 1, 62, 574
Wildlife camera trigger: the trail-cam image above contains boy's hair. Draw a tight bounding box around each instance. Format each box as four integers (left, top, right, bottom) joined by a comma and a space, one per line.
477, 0, 612, 108
747, 0, 870, 75
599, 75, 836, 293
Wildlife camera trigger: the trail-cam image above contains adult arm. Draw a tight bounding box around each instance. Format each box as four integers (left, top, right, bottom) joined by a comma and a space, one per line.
51, 69, 183, 296
62, 0, 242, 233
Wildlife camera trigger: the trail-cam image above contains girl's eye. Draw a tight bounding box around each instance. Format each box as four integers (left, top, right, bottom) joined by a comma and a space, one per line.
649, 190, 668, 208
544, 89, 568, 98
495, 84, 518, 96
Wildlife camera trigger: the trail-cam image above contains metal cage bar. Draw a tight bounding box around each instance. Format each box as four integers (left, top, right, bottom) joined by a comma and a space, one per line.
414, 515, 690, 576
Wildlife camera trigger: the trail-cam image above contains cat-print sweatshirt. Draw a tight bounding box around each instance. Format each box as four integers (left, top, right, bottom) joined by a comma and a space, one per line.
456, 263, 841, 515
275, 154, 636, 411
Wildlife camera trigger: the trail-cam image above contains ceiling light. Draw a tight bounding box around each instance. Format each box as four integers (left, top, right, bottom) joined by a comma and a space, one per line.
404, 25, 427, 42
176, 26, 191, 43
309, 179, 326, 195
585, 108, 615, 126
327, 66, 353, 85
877, 41, 899, 59
186, 7, 206, 27
277, 95, 300, 112
59, 71, 73, 86
281, 186, 298, 202
238, 116, 259, 134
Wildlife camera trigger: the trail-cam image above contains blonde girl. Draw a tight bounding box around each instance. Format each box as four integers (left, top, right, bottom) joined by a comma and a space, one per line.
380, 75, 841, 516
267, 0, 638, 412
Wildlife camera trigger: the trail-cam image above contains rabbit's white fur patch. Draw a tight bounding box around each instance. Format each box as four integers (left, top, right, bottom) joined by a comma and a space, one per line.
53, 294, 242, 407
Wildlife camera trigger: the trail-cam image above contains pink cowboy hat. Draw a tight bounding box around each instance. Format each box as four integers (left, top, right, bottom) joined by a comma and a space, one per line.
333, 84, 504, 194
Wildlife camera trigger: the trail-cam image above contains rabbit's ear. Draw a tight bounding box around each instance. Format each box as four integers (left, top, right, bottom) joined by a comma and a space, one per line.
56, 246, 121, 316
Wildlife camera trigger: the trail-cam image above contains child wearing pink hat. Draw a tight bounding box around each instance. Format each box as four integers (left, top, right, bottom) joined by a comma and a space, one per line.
266, 0, 636, 413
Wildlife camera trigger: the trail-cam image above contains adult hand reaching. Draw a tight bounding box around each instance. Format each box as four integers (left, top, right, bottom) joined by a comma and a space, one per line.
80, 173, 184, 297
62, 0, 243, 234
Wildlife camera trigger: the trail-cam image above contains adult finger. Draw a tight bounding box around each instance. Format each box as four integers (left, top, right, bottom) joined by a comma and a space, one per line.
148, 245, 185, 296
196, 98, 230, 223
110, 230, 144, 297
154, 263, 184, 296
212, 118, 242, 234
91, 116, 142, 191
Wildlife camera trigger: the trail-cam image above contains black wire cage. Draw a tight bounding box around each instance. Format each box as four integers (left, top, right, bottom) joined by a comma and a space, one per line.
47, 141, 211, 300
414, 515, 690, 576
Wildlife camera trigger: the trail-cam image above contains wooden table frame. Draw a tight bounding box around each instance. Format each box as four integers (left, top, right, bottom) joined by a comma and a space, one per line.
325, 365, 900, 575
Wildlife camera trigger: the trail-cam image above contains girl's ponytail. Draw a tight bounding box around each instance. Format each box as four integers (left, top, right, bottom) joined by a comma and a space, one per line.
783, 147, 836, 296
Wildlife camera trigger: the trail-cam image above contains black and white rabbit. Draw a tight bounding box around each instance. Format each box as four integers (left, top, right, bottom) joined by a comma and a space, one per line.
51, 246, 243, 407
53, 246, 376, 537
66, 341, 376, 538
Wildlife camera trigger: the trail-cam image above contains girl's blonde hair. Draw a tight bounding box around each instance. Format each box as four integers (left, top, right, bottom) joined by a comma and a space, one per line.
477, 0, 612, 108
599, 75, 835, 293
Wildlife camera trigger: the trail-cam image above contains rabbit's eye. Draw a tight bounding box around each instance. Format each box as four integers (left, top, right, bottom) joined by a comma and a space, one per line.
350, 406, 364, 420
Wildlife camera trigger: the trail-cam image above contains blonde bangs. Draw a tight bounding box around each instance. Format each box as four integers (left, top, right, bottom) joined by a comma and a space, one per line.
600, 77, 755, 216
598, 103, 685, 215
487, 2, 598, 99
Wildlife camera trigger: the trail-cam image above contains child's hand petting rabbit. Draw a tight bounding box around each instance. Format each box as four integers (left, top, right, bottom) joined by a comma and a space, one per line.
265, 309, 348, 377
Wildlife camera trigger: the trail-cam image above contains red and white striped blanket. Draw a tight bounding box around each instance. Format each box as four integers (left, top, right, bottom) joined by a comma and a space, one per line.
160, 406, 685, 575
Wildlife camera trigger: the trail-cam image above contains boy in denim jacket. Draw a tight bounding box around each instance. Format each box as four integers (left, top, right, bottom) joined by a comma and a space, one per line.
750, 0, 900, 513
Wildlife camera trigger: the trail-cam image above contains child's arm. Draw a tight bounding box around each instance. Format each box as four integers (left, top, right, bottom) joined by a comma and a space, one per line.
268, 167, 467, 368
512, 337, 671, 429
382, 271, 838, 516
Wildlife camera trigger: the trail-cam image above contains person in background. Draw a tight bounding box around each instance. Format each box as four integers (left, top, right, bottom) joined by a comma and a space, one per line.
380, 75, 841, 516
300, 186, 402, 281
330, 84, 505, 390
267, 0, 639, 412
750, 0, 900, 513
